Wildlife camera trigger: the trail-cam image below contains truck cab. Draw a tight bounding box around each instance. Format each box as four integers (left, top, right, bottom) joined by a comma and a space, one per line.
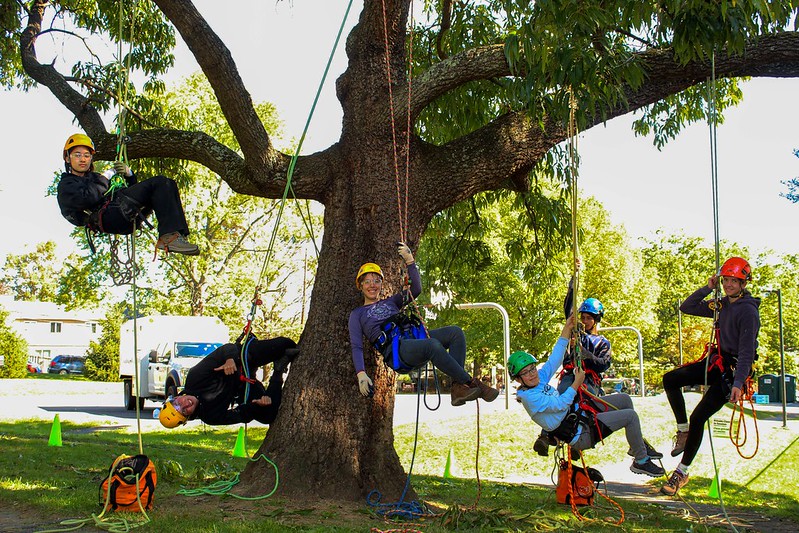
119, 316, 230, 410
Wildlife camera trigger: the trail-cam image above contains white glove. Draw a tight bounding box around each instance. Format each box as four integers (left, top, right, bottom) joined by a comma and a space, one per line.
113, 161, 131, 177
357, 371, 374, 398
397, 242, 414, 265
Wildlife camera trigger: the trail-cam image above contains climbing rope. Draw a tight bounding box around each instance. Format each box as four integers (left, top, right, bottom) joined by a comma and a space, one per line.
565, 88, 586, 368
237, 0, 353, 361
176, 454, 280, 500
380, 0, 415, 242
728, 382, 760, 459
366, 372, 440, 522
701, 50, 742, 533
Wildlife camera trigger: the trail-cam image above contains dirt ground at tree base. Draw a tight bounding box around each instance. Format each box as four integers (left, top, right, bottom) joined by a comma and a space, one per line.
3, 485, 798, 533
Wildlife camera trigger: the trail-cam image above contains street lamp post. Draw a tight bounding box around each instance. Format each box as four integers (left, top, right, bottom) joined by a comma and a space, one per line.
764, 288, 787, 428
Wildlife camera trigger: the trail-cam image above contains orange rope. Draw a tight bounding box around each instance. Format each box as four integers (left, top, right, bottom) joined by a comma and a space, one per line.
729, 377, 760, 459
564, 447, 624, 525
379, 0, 413, 242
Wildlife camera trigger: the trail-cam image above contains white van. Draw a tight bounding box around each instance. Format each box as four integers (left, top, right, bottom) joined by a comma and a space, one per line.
119, 315, 230, 410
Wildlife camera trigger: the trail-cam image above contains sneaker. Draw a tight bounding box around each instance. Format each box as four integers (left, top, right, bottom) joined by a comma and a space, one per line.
627, 438, 664, 460
630, 457, 665, 477
671, 430, 689, 457
450, 381, 481, 406
272, 348, 300, 375
470, 377, 500, 402
533, 432, 550, 457
156, 232, 199, 256
661, 469, 689, 495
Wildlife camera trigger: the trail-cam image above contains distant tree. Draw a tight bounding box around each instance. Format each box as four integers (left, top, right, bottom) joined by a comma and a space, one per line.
782, 149, 799, 203
0, 306, 28, 378
1, 242, 61, 302
84, 304, 126, 382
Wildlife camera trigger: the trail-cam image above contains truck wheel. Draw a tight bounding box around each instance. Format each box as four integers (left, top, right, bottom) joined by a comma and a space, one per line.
124, 380, 144, 411
166, 383, 178, 400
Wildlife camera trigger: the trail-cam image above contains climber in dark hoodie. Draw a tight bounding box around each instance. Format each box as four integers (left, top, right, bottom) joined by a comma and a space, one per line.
158, 335, 299, 428
660, 256, 760, 496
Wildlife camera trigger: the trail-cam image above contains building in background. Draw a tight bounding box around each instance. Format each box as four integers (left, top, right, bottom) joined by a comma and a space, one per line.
0, 296, 103, 371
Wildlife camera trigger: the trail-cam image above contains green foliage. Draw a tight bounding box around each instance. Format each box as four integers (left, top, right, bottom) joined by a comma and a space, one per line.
0, 306, 28, 378
1, 1, 175, 111
781, 148, 799, 203
0, 242, 61, 302
0, 240, 109, 308
84, 303, 125, 382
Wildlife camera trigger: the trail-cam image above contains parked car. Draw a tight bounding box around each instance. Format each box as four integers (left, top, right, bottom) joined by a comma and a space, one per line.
48, 355, 86, 375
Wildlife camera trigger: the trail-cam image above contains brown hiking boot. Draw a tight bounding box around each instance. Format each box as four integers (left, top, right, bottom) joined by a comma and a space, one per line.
470, 377, 500, 402
450, 381, 481, 406
661, 469, 689, 496
671, 430, 689, 457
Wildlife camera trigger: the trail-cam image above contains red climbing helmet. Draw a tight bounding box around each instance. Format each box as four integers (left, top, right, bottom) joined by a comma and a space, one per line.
720, 257, 751, 282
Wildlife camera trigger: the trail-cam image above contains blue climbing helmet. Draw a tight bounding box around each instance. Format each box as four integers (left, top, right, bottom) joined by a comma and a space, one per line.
578, 297, 604, 322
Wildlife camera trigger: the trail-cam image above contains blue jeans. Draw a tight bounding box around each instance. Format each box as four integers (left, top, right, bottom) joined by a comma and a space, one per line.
394, 325, 471, 383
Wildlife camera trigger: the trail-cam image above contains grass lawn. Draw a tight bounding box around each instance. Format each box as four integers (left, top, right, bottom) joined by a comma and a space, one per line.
1, 392, 797, 532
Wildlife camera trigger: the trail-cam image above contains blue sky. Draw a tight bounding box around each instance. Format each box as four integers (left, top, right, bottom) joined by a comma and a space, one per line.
0, 0, 796, 264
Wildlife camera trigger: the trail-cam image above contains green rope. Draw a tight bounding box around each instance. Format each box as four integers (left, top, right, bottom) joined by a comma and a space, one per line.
176, 454, 280, 500
237, 0, 352, 362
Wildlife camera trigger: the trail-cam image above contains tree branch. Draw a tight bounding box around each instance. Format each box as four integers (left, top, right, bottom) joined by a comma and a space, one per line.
20, 1, 107, 142
413, 31, 799, 214
151, 0, 274, 169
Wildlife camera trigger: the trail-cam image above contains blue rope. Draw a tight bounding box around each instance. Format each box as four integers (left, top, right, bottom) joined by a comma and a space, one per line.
366, 368, 436, 521
241, 336, 255, 402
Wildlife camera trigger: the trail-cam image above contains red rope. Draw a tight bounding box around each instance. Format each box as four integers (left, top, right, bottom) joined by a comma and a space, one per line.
380, 0, 413, 242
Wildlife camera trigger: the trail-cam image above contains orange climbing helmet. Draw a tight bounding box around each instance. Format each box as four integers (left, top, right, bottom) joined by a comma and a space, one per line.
63, 133, 95, 158
720, 257, 752, 282
356, 263, 383, 288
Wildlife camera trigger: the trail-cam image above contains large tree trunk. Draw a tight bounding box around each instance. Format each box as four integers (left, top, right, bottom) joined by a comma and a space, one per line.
239, 3, 436, 499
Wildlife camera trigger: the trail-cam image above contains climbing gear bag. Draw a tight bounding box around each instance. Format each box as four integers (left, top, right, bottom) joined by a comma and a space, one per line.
99, 454, 157, 512
556, 459, 599, 506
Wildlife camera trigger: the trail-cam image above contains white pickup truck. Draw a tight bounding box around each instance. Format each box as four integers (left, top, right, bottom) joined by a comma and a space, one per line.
119, 315, 230, 410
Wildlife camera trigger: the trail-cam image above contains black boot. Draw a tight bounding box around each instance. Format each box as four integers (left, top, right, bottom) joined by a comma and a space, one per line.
272, 348, 300, 375
534, 430, 551, 457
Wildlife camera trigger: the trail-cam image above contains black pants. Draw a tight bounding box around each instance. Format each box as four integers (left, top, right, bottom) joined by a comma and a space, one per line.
663, 358, 731, 466
100, 176, 189, 237
241, 337, 297, 425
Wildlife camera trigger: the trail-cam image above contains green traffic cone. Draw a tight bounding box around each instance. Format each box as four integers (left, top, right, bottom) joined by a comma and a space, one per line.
48, 414, 62, 447
708, 470, 721, 498
232, 426, 247, 457
443, 447, 458, 478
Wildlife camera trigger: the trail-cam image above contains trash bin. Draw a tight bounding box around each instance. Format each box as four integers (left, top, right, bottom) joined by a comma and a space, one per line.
784, 374, 796, 404
758, 374, 778, 402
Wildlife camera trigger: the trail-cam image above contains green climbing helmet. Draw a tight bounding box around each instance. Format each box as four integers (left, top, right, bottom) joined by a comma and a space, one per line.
508, 350, 537, 378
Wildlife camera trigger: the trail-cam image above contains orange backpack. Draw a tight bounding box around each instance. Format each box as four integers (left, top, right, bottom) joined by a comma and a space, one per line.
99, 454, 157, 512
556, 459, 596, 506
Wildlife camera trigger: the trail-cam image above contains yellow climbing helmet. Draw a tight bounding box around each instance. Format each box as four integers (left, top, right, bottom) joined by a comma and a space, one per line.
63, 133, 95, 158
158, 399, 187, 428
356, 263, 383, 288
